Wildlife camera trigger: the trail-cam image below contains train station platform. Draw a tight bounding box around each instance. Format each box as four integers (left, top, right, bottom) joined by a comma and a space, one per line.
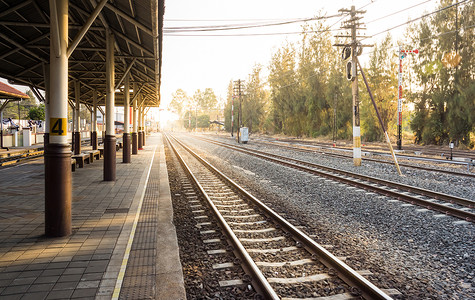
0, 133, 185, 299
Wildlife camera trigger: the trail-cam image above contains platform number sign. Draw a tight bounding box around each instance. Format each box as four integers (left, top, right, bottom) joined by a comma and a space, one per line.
50, 118, 67, 136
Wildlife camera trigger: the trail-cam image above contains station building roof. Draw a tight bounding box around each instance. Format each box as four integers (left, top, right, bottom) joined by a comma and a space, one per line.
0, 81, 29, 99
0, 0, 164, 107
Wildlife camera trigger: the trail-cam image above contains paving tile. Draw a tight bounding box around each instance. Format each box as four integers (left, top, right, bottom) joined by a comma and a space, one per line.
46, 262, 69, 269
71, 287, 97, 298
52, 281, 79, 291
27, 283, 54, 292
77, 280, 100, 289
34, 276, 59, 284
58, 275, 86, 284
20, 291, 48, 300
46, 289, 74, 299
24, 263, 48, 271
68, 261, 89, 268
2, 284, 30, 295
80, 273, 103, 281
11, 277, 36, 286
0, 272, 18, 280
41, 269, 64, 277
19, 270, 42, 278
62, 267, 85, 275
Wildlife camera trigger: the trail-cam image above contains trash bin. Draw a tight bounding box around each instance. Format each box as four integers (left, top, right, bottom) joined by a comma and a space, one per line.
239, 127, 248, 144
23, 127, 32, 146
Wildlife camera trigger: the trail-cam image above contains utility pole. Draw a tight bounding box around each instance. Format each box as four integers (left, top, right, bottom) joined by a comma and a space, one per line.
231, 95, 234, 137
334, 6, 371, 166
233, 79, 244, 143
333, 94, 337, 145
397, 47, 418, 150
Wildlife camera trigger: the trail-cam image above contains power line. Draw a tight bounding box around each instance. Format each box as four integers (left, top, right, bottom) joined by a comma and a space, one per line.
362, 0, 471, 41
164, 14, 343, 33
365, 0, 434, 24
165, 28, 340, 37
360, 23, 475, 58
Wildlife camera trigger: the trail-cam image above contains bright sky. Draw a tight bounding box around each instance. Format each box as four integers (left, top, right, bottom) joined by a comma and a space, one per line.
0, 0, 439, 110
160, 0, 438, 108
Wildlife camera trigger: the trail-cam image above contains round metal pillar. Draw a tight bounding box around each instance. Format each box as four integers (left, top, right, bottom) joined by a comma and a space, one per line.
45, 0, 71, 237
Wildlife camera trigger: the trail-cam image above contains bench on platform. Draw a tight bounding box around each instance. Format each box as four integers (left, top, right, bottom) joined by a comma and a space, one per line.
72, 153, 91, 168
85, 150, 101, 162
71, 159, 76, 172
98, 144, 120, 156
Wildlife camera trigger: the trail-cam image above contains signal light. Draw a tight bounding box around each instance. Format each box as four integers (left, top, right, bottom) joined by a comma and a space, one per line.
342, 46, 351, 61
346, 61, 355, 81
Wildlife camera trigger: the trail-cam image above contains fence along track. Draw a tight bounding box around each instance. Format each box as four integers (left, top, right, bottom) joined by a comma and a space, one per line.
166, 133, 393, 300
195, 136, 475, 222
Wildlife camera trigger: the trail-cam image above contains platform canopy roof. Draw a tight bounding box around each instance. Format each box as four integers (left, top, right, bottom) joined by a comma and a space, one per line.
0, 0, 164, 107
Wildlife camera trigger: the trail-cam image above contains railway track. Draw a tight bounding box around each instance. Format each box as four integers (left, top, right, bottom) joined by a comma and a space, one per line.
272, 137, 475, 161
0, 149, 44, 167
166, 133, 396, 299
254, 138, 475, 178
193, 135, 475, 222
0, 138, 105, 168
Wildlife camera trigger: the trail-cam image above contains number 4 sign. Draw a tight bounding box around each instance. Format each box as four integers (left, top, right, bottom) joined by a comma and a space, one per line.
50, 118, 67, 136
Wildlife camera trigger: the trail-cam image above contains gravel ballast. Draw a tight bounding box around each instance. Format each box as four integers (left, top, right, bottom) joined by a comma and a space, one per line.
171, 133, 474, 299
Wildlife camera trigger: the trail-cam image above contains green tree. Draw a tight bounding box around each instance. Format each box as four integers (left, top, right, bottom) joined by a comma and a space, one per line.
28, 104, 45, 120
409, 0, 474, 146
268, 43, 300, 135
197, 114, 210, 128
170, 89, 189, 117
201, 88, 218, 112
360, 34, 398, 142
242, 64, 268, 133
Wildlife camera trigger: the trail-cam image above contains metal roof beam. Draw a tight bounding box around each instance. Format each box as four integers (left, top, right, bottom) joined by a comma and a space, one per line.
115, 58, 136, 90
104, 3, 153, 36
112, 30, 154, 57
0, 1, 33, 19
0, 32, 47, 63
67, 0, 108, 58
0, 32, 49, 60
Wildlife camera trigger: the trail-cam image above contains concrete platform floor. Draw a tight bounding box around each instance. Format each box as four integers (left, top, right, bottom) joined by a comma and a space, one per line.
0, 133, 185, 300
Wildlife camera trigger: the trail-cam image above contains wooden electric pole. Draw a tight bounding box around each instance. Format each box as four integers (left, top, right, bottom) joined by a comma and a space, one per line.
334, 6, 371, 167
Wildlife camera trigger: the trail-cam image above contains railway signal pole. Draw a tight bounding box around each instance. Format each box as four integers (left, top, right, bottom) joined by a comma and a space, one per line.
334, 6, 371, 166
233, 80, 244, 143
397, 47, 418, 150
231, 95, 235, 137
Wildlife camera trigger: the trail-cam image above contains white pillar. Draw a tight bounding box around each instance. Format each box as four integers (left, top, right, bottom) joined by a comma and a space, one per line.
106, 31, 115, 136
124, 76, 130, 134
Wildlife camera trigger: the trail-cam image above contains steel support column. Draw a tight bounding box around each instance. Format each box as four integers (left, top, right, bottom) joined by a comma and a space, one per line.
73, 80, 81, 155
44, 63, 50, 145
122, 74, 131, 163
138, 103, 143, 150
92, 90, 98, 150
45, 0, 71, 237
142, 106, 146, 146
104, 29, 116, 181
132, 84, 138, 155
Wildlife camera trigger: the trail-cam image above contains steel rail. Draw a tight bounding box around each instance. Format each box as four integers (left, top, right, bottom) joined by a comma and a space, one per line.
196, 136, 475, 222
168, 134, 393, 300
0, 150, 44, 166
273, 137, 475, 160
165, 134, 280, 299
257, 139, 475, 179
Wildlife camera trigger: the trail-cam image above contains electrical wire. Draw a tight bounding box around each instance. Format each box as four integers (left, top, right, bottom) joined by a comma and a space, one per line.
164, 14, 343, 33
362, 0, 471, 41
165, 28, 340, 37
365, 0, 434, 24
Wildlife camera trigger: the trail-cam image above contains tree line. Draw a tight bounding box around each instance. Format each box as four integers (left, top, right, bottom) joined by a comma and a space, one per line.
173, 0, 474, 147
